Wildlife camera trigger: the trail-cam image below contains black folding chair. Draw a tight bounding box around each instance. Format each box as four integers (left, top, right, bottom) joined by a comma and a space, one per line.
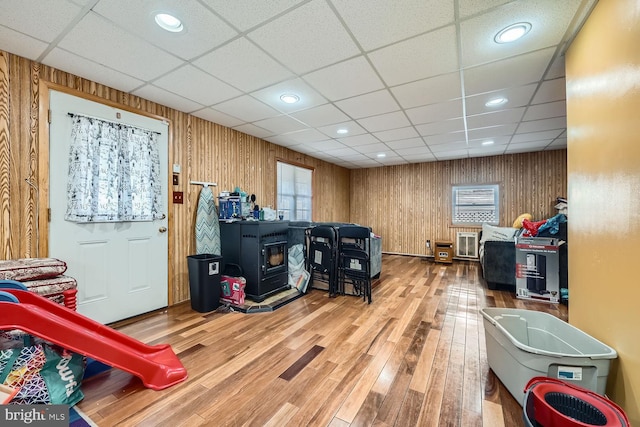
337, 225, 372, 304
306, 225, 339, 297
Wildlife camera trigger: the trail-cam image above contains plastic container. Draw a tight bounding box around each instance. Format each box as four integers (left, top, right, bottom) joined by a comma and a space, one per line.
480, 307, 617, 406
187, 254, 223, 312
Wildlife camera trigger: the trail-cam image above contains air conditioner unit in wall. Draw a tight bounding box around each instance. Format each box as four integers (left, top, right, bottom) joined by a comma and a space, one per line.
456, 232, 479, 259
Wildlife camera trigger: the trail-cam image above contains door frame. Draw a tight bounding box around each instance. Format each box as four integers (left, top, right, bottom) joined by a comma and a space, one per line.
38, 80, 175, 305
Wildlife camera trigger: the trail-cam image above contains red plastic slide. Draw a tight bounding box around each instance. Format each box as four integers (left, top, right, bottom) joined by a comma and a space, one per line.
0, 289, 187, 390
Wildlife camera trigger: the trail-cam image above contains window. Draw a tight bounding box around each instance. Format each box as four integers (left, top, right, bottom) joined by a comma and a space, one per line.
277, 161, 312, 221
452, 184, 499, 225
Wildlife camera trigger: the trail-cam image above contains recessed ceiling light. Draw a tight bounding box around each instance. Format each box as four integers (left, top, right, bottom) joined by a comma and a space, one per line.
280, 94, 300, 104
155, 13, 184, 33
482, 140, 495, 146
494, 22, 531, 43
336, 128, 348, 135
377, 153, 386, 158
485, 97, 508, 107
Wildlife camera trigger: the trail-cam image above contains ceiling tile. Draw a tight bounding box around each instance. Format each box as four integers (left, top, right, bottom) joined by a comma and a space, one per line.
193, 37, 293, 92
0, 0, 81, 42
290, 104, 350, 127
416, 118, 465, 136
402, 152, 436, 162
391, 72, 462, 109
251, 78, 328, 114
467, 124, 518, 139
466, 107, 526, 129
276, 128, 330, 144
58, 12, 183, 81
523, 100, 566, 121
385, 138, 426, 149
546, 55, 566, 79
548, 138, 567, 148
458, 0, 513, 18
375, 157, 409, 166
429, 141, 469, 152
247, 0, 360, 74
373, 126, 419, 142
511, 129, 564, 143
252, 115, 308, 134
532, 78, 566, 104
354, 143, 390, 154
303, 56, 385, 101
92, 0, 237, 60
306, 140, 347, 151
463, 47, 555, 95
337, 133, 381, 147
153, 64, 241, 106
212, 95, 280, 122
191, 108, 245, 128
331, 0, 454, 51
395, 146, 435, 156
357, 111, 412, 133
506, 140, 553, 152
318, 121, 367, 138
406, 99, 464, 125
424, 132, 467, 146
468, 146, 506, 157
44, 48, 144, 93
201, 0, 306, 31
517, 116, 566, 133
464, 83, 537, 115
368, 25, 459, 86
233, 123, 274, 139
468, 135, 511, 146
460, 0, 583, 68
335, 90, 400, 119
0, 27, 49, 60
324, 147, 361, 157
131, 85, 204, 113
435, 149, 469, 160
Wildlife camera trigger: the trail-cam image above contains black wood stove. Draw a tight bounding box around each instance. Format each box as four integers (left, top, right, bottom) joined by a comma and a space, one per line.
220, 220, 289, 302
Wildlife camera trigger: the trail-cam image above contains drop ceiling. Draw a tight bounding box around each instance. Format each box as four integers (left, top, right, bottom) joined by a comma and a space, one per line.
0, 0, 597, 168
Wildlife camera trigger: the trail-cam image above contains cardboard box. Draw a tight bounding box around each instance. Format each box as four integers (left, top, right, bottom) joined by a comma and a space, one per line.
220, 275, 246, 305
515, 237, 564, 303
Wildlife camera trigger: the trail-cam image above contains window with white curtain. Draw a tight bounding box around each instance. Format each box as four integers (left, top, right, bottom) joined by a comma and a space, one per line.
277, 161, 313, 221
452, 184, 500, 225
65, 114, 163, 222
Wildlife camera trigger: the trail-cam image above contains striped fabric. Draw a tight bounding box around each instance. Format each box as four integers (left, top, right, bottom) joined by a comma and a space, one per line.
195, 186, 221, 255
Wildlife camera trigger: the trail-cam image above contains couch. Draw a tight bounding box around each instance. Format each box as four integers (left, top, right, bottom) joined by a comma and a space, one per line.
479, 223, 568, 292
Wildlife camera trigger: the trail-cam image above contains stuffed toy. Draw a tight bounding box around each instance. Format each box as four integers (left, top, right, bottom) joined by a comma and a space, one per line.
513, 213, 532, 229
521, 218, 547, 237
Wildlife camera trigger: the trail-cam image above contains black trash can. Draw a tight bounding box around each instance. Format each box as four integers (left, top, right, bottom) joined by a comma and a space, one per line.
187, 254, 223, 312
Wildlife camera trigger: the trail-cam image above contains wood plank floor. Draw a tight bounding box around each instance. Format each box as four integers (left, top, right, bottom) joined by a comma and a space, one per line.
78, 254, 567, 426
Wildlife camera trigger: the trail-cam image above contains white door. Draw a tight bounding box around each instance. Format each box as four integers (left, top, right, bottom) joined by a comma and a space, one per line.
48, 90, 169, 325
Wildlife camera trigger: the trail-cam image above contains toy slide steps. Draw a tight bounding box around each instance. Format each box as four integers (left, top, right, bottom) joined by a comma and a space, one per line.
0, 289, 187, 390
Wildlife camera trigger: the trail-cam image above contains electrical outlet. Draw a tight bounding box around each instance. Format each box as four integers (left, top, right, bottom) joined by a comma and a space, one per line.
173, 191, 183, 204
426, 240, 431, 248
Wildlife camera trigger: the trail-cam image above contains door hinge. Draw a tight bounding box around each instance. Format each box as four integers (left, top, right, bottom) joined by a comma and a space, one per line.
48, 109, 51, 124
48, 208, 51, 222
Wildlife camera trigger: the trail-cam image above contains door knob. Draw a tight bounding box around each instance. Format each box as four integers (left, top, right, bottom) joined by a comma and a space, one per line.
159, 227, 167, 233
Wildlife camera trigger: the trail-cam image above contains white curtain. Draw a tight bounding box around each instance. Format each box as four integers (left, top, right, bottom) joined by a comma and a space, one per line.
65, 114, 163, 222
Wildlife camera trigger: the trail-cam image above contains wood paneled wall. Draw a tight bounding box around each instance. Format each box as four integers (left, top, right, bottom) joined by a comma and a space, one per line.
1, 49, 567, 304
350, 151, 567, 256
0, 50, 350, 304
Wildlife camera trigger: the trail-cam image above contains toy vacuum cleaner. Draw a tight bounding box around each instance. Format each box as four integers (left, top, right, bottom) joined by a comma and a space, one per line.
524, 377, 629, 426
